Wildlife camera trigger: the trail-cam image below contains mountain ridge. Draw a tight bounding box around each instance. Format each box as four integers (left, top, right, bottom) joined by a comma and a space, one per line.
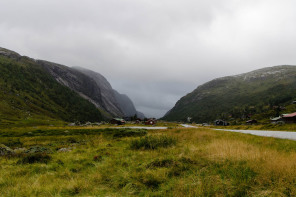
163, 65, 296, 123
0, 47, 103, 126
0, 47, 144, 127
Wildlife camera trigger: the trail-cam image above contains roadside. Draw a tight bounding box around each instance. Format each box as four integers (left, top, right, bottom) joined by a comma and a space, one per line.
216, 128, 296, 141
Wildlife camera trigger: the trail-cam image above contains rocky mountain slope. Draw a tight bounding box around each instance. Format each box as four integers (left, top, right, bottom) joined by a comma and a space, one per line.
113, 90, 145, 119
38, 62, 123, 118
0, 47, 144, 125
163, 65, 296, 123
0, 47, 102, 127
73, 67, 145, 119
72, 67, 124, 117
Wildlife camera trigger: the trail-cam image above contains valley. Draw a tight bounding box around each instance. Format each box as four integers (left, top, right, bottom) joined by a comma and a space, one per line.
1, 46, 296, 196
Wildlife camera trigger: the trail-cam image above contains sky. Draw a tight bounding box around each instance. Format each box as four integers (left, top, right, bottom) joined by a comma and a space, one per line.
1, 0, 296, 118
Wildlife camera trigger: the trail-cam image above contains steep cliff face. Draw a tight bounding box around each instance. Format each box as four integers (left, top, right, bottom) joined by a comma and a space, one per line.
38, 61, 104, 108
75, 67, 145, 119
73, 67, 124, 117
113, 90, 145, 119
163, 65, 296, 123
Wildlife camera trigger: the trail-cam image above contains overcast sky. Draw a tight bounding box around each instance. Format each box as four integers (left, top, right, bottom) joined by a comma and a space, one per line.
1, 0, 296, 118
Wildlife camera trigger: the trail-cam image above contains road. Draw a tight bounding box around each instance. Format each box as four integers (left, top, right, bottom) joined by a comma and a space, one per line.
113, 126, 168, 130
216, 129, 296, 141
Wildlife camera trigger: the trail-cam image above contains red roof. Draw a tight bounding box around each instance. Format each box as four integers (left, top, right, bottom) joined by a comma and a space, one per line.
283, 112, 296, 118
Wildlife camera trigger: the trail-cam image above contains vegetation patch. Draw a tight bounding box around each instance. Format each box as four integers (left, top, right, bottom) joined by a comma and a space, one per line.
18, 153, 52, 164
130, 135, 177, 150
146, 158, 176, 168
0, 128, 147, 138
2, 126, 296, 196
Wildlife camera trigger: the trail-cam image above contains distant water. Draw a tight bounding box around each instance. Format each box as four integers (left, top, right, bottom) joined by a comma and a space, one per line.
216, 129, 296, 141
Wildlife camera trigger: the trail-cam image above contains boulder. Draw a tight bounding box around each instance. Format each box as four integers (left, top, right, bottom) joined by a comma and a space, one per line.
0, 144, 14, 156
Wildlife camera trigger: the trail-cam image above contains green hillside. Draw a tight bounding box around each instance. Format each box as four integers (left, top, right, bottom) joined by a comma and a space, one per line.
0, 53, 102, 127
163, 65, 296, 124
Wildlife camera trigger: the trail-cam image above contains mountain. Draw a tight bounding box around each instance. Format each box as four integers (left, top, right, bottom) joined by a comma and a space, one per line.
0, 47, 102, 127
38, 61, 124, 118
72, 67, 124, 117
113, 90, 145, 119
0, 46, 144, 127
75, 67, 145, 119
163, 65, 296, 123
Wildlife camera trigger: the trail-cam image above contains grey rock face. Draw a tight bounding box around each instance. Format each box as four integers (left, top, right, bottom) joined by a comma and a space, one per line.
38, 60, 119, 116
73, 67, 124, 117
113, 90, 145, 119
75, 67, 145, 119
0, 47, 21, 59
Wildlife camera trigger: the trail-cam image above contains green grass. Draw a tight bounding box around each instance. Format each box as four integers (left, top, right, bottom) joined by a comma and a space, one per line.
0, 55, 103, 127
163, 65, 296, 123
2, 126, 296, 196
130, 135, 177, 150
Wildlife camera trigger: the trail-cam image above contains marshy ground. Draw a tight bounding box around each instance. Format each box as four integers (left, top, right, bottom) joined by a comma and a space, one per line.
1, 125, 296, 196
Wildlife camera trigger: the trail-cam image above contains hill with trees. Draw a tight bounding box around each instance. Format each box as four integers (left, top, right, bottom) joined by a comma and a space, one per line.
163, 65, 296, 124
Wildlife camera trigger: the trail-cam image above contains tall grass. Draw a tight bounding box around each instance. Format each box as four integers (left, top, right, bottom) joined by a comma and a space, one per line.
130, 135, 177, 150
2, 126, 296, 196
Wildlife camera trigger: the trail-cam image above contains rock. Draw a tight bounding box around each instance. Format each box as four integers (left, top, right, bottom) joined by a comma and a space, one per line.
0, 144, 14, 156
57, 147, 72, 153
13, 147, 27, 154
25, 146, 52, 154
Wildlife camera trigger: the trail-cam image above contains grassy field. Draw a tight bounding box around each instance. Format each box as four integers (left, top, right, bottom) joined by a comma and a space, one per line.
2, 126, 296, 196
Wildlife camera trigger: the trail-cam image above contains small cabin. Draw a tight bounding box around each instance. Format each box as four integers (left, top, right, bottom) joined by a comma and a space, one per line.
271, 116, 283, 124
110, 118, 125, 125
214, 120, 229, 126
246, 119, 257, 124
282, 112, 296, 123
145, 119, 157, 125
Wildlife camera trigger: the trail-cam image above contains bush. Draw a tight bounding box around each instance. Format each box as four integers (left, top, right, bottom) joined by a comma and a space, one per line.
146, 158, 176, 168
18, 153, 52, 164
105, 129, 147, 138
3, 138, 23, 148
130, 135, 177, 150
25, 146, 52, 154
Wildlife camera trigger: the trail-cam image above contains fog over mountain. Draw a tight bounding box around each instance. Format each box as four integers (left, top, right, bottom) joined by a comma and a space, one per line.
1, 0, 296, 117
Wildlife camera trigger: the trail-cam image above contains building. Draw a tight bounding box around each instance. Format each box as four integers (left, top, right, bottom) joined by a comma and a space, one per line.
246, 119, 257, 124
271, 116, 284, 124
145, 119, 157, 125
282, 112, 296, 123
110, 118, 125, 125
214, 120, 229, 126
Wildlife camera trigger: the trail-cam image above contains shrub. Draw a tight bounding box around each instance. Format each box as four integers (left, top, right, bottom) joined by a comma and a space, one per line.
3, 138, 23, 148
25, 146, 52, 154
18, 153, 52, 164
130, 135, 177, 150
105, 129, 147, 138
146, 158, 176, 168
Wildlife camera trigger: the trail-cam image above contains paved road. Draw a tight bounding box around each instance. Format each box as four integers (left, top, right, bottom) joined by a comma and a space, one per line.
114, 126, 168, 130
180, 124, 198, 128
216, 129, 296, 141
